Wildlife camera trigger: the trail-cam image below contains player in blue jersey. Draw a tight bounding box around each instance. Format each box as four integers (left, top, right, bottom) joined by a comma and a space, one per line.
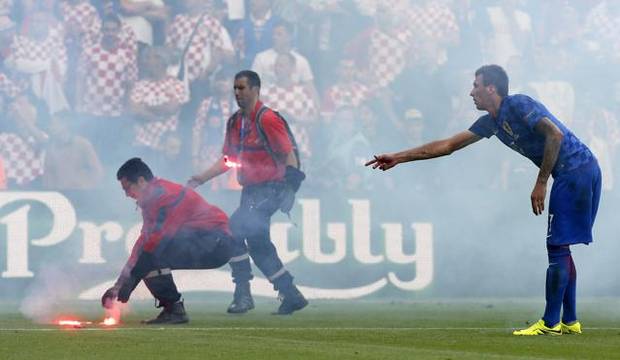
366, 65, 601, 336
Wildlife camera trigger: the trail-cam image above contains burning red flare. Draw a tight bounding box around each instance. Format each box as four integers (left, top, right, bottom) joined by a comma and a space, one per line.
57, 319, 92, 328
224, 156, 241, 168
100, 317, 117, 326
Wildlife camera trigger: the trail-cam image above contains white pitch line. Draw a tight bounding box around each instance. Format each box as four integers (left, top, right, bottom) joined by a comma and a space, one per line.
2, 327, 620, 332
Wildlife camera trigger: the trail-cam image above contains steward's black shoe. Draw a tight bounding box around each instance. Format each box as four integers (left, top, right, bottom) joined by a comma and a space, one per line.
142, 301, 189, 324
273, 286, 308, 315
227, 282, 255, 314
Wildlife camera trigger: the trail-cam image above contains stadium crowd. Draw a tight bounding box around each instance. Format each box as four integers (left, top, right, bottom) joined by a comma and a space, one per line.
0, 0, 619, 196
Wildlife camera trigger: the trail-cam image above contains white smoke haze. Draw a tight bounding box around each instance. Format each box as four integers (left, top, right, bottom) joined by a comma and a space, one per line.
1, 0, 620, 312
19, 266, 79, 324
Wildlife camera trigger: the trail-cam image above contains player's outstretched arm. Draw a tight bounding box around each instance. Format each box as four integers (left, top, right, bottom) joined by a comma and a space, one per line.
365, 131, 481, 171
187, 155, 230, 188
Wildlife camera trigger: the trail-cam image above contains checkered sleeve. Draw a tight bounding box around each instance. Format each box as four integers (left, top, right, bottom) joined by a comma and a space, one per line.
131, 79, 184, 149
60, 2, 101, 40
262, 85, 317, 118
204, 17, 226, 51
193, 97, 213, 135
121, 23, 138, 61
129, 80, 147, 104
0, 133, 45, 185
165, 15, 182, 48
126, 47, 139, 84
0, 72, 25, 99
170, 77, 189, 104
425, 3, 459, 42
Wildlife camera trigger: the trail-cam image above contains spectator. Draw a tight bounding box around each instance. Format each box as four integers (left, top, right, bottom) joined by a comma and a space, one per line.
261, 52, 317, 161
42, 111, 104, 189
285, 1, 367, 91
251, 21, 311, 87
75, 14, 138, 168
165, 0, 234, 89
0, 94, 48, 188
165, 0, 234, 160
5, 8, 69, 113
118, 0, 168, 48
0, 16, 28, 109
236, 0, 281, 67
321, 58, 371, 119
191, 69, 240, 190
92, 0, 139, 56
406, 0, 460, 67
252, 20, 319, 108
345, 1, 415, 91
58, 0, 101, 47
129, 46, 189, 172
58, 0, 102, 106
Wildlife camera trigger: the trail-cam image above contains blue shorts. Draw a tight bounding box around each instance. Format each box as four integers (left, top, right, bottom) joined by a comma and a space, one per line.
547, 159, 601, 246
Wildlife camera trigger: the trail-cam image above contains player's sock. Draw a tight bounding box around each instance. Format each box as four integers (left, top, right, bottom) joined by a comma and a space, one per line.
561, 255, 577, 324
542, 244, 571, 327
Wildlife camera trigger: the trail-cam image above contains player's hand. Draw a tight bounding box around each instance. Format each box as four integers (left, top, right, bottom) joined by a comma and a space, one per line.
365, 154, 399, 171
101, 287, 118, 309
530, 180, 547, 216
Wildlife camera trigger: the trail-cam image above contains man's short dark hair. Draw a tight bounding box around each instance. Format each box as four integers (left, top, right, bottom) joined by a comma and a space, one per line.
235, 70, 261, 89
475, 65, 509, 97
117, 157, 154, 182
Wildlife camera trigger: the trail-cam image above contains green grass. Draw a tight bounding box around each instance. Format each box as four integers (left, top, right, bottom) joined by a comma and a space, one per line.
2, 298, 620, 360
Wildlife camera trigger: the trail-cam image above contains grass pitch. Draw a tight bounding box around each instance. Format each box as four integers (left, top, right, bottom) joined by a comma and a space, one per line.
2, 298, 620, 360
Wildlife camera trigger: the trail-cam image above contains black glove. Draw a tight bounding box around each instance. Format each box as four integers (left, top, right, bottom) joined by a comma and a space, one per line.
101, 287, 118, 309
284, 166, 305, 192
279, 186, 296, 214
280, 166, 305, 214
117, 276, 140, 303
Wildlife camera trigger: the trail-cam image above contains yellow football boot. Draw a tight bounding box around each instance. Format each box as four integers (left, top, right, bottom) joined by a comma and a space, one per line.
513, 319, 562, 336
561, 321, 582, 334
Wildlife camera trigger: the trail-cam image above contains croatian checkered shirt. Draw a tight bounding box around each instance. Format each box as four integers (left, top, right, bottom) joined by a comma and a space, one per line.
261, 84, 316, 158
166, 13, 226, 82
0, 133, 45, 185
0, 71, 27, 100
323, 81, 371, 114
406, 2, 459, 43
78, 43, 137, 116
10, 25, 68, 79
58, 1, 101, 43
131, 76, 189, 149
83, 22, 138, 64
368, 27, 413, 89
